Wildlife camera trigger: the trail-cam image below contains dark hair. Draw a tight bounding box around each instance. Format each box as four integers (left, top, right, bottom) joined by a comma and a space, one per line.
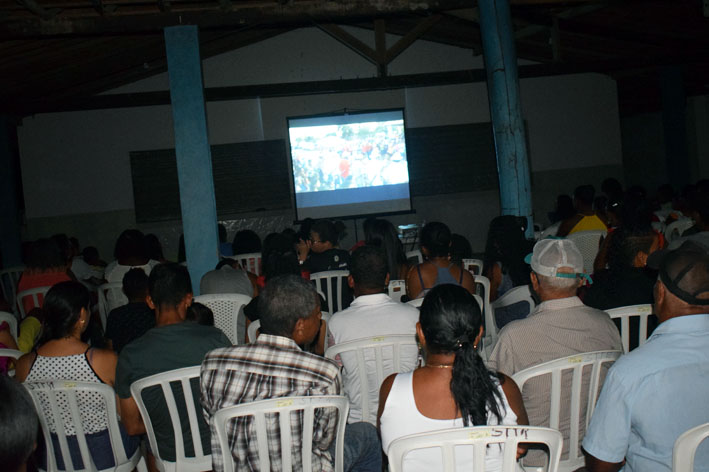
574, 185, 595, 207
449, 234, 473, 264
350, 246, 388, 291
484, 216, 533, 287
82, 246, 99, 264
601, 178, 623, 200
218, 224, 228, 243
148, 263, 192, 309
420, 222, 452, 257
310, 219, 339, 245
232, 229, 262, 255
40, 281, 90, 344
51, 233, 72, 265
0, 375, 39, 472
262, 234, 301, 281
186, 302, 214, 326
145, 234, 164, 261
606, 227, 657, 271
554, 194, 576, 222
258, 275, 317, 337
114, 229, 149, 262
365, 219, 407, 279
122, 268, 149, 300
25, 238, 66, 270
420, 284, 503, 426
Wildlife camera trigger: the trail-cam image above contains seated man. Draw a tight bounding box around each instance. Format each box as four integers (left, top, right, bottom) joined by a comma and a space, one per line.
199, 258, 256, 297
327, 245, 419, 424
115, 263, 231, 464
488, 239, 622, 466
557, 184, 608, 236
105, 268, 155, 353
201, 274, 380, 472
583, 241, 709, 472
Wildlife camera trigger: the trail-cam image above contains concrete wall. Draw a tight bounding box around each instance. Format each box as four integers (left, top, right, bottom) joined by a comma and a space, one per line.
17, 27, 623, 258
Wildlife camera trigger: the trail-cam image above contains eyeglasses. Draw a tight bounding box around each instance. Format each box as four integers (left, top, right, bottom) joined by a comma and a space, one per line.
309, 238, 323, 244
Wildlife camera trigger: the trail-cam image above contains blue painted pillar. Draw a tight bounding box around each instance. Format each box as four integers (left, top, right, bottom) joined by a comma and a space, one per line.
0, 115, 23, 268
478, 0, 534, 238
164, 26, 219, 294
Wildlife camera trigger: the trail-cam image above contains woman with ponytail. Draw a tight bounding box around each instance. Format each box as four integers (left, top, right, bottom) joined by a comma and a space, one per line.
15, 281, 139, 470
378, 284, 528, 471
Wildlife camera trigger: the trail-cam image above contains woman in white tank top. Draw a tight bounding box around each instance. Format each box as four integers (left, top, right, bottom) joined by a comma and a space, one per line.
378, 284, 529, 472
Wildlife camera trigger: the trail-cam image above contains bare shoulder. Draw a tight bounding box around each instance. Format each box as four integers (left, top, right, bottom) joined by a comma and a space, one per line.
14, 351, 37, 382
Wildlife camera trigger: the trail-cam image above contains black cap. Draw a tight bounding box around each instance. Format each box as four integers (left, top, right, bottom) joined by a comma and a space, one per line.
655, 241, 709, 306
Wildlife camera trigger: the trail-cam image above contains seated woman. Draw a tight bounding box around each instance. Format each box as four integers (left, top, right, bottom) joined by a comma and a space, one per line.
378, 284, 528, 471
405, 222, 475, 299
297, 219, 350, 273
365, 218, 409, 280
15, 281, 139, 470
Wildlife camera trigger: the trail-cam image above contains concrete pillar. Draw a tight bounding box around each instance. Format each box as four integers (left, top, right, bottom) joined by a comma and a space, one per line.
164, 26, 219, 294
0, 115, 23, 268
478, 0, 534, 238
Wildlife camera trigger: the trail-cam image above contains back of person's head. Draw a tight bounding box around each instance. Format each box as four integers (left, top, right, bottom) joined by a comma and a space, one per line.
528, 239, 584, 293
144, 233, 164, 261
654, 241, 709, 316
297, 218, 315, 242
350, 245, 388, 291
555, 194, 575, 221
0, 375, 39, 472
82, 246, 100, 265
449, 234, 473, 264
258, 274, 317, 337
281, 227, 297, 246
262, 234, 301, 281
148, 263, 192, 310
310, 219, 339, 245
114, 229, 149, 262
607, 227, 657, 271
484, 216, 531, 286
26, 238, 66, 271
420, 222, 451, 257
620, 196, 653, 232
69, 237, 80, 256
420, 284, 503, 426
601, 177, 623, 200
232, 229, 262, 255
365, 219, 406, 278
574, 185, 595, 207
362, 217, 378, 239
186, 302, 214, 326
122, 268, 149, 301
40, 281, 90, 343
51, 233, 72, 265
656, 183, 675, 204
218, 224, 228, 243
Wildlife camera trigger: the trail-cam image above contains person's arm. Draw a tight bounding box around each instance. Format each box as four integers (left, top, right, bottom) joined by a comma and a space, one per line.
556, 215, 581, 237
405, 265, 422, 299
584, 452, 624, 472
119, 396, 146, 436
486, 263, 502, 301
377, 373, 396, 431
498, 373, 529, 460
0, 323, 18, 350
459, 268, 476, 297
17, 315, 42, 353
87, 348, 118, 386
14, 351, 37, 382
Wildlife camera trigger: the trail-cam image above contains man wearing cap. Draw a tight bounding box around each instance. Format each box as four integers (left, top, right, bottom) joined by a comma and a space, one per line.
487, 238, 622, 467
583, 241, 709, 471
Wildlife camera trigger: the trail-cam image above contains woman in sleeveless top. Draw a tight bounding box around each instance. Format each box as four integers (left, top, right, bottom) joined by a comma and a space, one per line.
378, 285, 529, 471
15, 281, 139, 470
406, 222, 476, 299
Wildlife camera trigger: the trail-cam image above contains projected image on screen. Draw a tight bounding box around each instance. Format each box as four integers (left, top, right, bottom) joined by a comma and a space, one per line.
287, 109, 412, 220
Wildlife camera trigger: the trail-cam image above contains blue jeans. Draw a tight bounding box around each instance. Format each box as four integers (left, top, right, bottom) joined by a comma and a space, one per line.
39, 427, 140, 470
329, 421, 382, 472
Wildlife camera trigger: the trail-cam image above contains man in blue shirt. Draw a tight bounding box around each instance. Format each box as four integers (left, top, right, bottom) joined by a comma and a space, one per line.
583, 241, 709, 471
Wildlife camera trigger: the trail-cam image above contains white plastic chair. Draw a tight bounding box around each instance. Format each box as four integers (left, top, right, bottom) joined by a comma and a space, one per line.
405, 250, 423, 264
193, 293, 251, 345
325, 335, 419, 425
0, 310, 18, 342
490, 285, 536, 328
512, 350, 622, 471
0, 265, 24, 315
16, 285, 51, 319
0, 348, 23, 377
212, 395, 349, 472
462, 258, 484, 276
665, 218, 695, 243
130, 366, 210, 472
566, 230, 607, 275
606, 304, 654, 353
474, 275, 497, 358
97, 282, 124, 331
539, 222, 562, 240
387, 425, 563, 472
673, 422, 709, 472
310, 270, 350, 314
24, 380, 146, 472
232, 252, 262, 276
406, 298, 423, 308
387, 279, 406, 302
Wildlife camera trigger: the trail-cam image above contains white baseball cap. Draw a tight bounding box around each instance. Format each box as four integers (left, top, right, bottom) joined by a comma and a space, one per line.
524, 238, 585, 279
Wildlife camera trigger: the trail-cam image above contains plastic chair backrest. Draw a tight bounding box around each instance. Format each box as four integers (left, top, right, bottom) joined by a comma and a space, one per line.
193, 293, 250, 345
97, 282, 124, 331
511, 350, 621, 470
405, 250, 423, 264
24, 380, 144, 472
0, 310, 18, 342
565, 230, 607, 275
473, 275, 496, 356
539, 222, 561, 240
325, 335, 419, 424
462, 258, 483, 275
212, 395, 349, 472
673, 422, 709, 472
130, 366, 210, 472
0, 266, 24, 314
387, 280, 406, 302
232, 252, 262, 276
665, 218, 695, 244
406, 298, 423, 308
606, 304, 654, 353
387, 425, 563, 472
0, 348, 24, 377
310, 270, 349, 314
491, 285, 536, 317
16, 286, 51, 320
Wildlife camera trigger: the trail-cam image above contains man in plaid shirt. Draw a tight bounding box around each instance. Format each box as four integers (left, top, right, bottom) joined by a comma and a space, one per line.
201, 274, 380, 471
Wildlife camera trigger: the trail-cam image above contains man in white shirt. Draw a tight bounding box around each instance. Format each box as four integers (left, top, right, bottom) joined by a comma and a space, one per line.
327, 245, 419, 424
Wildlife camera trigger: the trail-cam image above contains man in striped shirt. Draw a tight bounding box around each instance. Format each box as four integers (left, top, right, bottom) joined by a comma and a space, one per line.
200, 274, 380, 472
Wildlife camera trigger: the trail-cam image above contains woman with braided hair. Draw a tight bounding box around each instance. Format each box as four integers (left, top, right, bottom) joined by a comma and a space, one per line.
377, 284, 528, 471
